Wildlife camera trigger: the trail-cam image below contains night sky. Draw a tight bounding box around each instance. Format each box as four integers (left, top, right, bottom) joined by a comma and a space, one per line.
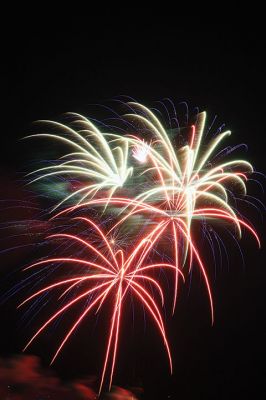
1, 15, 265, 399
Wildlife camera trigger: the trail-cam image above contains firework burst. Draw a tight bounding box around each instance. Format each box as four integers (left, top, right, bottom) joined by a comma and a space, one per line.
51, 103, 260, 315
19, 216, 182, 392
18, 100, 262, 394
25, 113, 133, 210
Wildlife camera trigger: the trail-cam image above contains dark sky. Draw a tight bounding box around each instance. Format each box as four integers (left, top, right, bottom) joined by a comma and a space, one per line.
1, 16, 265, 399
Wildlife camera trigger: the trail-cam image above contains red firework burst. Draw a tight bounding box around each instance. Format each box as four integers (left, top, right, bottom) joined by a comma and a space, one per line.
18, 216, 184, 393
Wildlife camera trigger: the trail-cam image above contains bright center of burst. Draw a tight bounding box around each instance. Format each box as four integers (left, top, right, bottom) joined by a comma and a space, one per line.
112, 174, 124, 187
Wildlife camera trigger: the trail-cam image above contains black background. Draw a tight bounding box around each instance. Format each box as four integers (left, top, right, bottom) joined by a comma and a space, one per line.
1, 14, 265, 399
